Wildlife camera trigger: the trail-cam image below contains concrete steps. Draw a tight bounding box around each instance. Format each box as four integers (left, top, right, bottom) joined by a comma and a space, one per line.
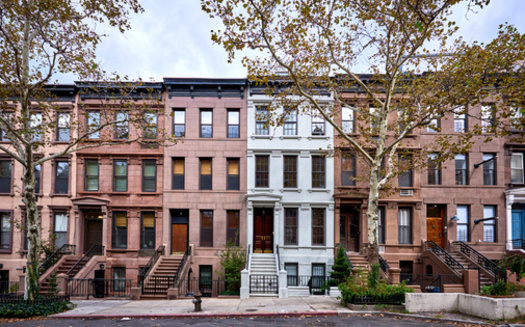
448, 252, 493, 287
140, 255, 182, 299
249, 254, 278, 296
346, 253, 369, 271
40, 256, 81, 295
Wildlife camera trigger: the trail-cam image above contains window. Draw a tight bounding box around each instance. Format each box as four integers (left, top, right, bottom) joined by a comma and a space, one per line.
342, 107, 354, 133
483, 205, 496, 243
0, 112, 12, 142
143, 112, 157, 139
53, 212, 68, 249
311, 263, 326, 293
113, 267, 126, 292
113, 160, 128, 192
283, 155, 297, 188
511, 153, 524, 184
200, 210, 213, 247
199, 158, 212, 190
341, 154, 356, 186
0, 212, 11, 251
227, 158, 240, 190
114, 111, 129, 139
454, 108, 467, 133
200, 109, 212, 138
0, 160, 11, 194
172, 158, 185, 190
398, 207, 412, 244
173, 109, 185, 137
284, 208, 298, 245
481, 105, 495, 133
312, 156, 325, 188
256, 106, 269, 135
141, 212, 155, 249
142, 160, 156, 192
427, 153, 441, 185
455, 154, 468, 185
34, 164, 41, 194
370, 107, 379, 133
378, 207, 385, 244
112, 211, 127, 249
398, 155, 413, 187
284, 108, 297, 135
57, 112, 70, 142
226, 210, 239, 246
427, 118, 440, 132
511, 106, 524, 131
312, 114, 325, 135
85, 159, 99, 191
199, 265, 213, 293
456, 205, 469, 242
86, 111, 101, 139
54, 161, 69, 194
30, 113, 42, 142
482, 153, 496, 186
312, 208, 325, 245
285, 263, 298, 286
227, 110, 240, 138
255, 155, 269, 188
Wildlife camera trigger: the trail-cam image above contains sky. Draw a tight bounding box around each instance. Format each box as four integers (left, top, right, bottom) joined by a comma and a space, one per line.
59, 0, 525, 83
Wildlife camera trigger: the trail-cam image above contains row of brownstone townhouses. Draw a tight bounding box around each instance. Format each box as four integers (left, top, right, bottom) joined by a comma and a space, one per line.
0, 77, 524, 299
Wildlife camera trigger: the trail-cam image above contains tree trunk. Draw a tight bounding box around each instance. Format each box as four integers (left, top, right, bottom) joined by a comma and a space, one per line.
23, 163, 41, 300
366, 164, 380, 265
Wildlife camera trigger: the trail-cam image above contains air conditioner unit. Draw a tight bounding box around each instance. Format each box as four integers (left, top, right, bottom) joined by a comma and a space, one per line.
400, 189, 413, 196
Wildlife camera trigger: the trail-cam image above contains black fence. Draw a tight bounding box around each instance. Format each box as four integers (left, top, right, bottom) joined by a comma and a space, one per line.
142, 275, 174, 296
0, 281, 19, 295
176, 278, 240, 297
351, 294, 405, 305
286, 275, 337, 295
401, 274, 463, 292
250, 275, 278, 294
0, 295, 70, 304
67, 278, 131, 298
512, 239, 525, 250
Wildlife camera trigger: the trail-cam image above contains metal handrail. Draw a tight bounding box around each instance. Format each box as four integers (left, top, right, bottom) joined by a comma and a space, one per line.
138, 245, 165, 286
66, 245, 104, 277
276, 244, 281, 272
378, 253, 390, 281
336, 243, 353, 269
452, 241, 497, 277
38, 244, 76, 277
424, 241, 464, 275
172, 246, 190, 286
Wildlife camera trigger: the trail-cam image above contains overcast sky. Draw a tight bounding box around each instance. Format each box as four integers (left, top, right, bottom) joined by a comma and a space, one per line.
59, 0, 525, 83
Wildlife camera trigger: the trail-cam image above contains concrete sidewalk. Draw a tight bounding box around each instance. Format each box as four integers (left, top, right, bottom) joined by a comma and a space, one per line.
50, 296, 494, 325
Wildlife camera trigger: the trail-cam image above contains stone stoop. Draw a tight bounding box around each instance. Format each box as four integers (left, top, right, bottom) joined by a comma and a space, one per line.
448, 252, 492, 287
140, 255, 183, 300
249, 254, 278, 297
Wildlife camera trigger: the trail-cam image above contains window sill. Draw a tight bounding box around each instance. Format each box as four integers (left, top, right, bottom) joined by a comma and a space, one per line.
280, 188, 302, 193
307, 135, 329, 140
251, 135, 272, 140
0, 249, 12, 254
0, 192, 14, 197
51, 141, 71, 145
308, 189, 330, 193
252, 188, 273, 192
49, 193, 72, 198
279, 136, 301, 140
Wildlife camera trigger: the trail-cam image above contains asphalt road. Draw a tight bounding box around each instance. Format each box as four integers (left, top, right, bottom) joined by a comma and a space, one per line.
0, 315, 492, 327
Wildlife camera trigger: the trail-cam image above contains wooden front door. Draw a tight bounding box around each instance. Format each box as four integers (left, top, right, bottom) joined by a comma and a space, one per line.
427, 218, 444, 248
85, 220, 102, 252
340, 207, 360, 252
254, 208, 273, 253
172, 223, 188, 253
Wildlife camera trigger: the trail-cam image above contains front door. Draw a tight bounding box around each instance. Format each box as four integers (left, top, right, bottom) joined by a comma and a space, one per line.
340, 206, 360, 252
254, 208, 273, 253
84, 210, 103, 252
172, 223, 188, 253
426, 205, 445, 248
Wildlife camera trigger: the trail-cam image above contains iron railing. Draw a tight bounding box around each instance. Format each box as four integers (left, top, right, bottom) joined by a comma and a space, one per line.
0, 295, 70, 303
67, 278, 131, 298
286, 275, 338, 294
176, 278, 240, 297
378, 253, 390, 282
452, 241, 497, 277
512, 239, 525, 250
142, 275, 174, 296
250, 275, 278, 294
38, 244, 76, 277
66, 245, 104, 277
424, 241, 464, 275
138, 245, 165, 286
172, 246, 189, 287
401, 273, 463, 293
336, 243, 353, 269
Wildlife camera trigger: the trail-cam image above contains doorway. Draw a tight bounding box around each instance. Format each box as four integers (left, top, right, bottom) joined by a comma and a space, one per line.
340, 206, 360, 252
254, 208, 273, 253
426, 204, 445, 248
84, 210, 103, 253
171, 209, 189, 254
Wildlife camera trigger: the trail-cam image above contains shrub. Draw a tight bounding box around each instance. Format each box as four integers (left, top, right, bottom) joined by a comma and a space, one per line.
216, 238, 245, 295
0, 296, 73, 317
330, 246, 352, 282
47, 272, 60, 297
499, 255, 525, 279
480, 281, 523, 296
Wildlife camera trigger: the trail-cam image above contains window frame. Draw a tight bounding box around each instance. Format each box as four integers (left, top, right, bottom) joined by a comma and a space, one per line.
53, 211, 68, 249
341, 154, 356, 186
226, 210, 240, 246
283, 155, 297, 188
142, 159, 157, 192
284, 208, 298, 245
114, 111, 129, 140
483, 205, 496, 243
481, 104, 495, 133
56, 112, 71, 142
112, 211, 128, 249
54, 160, 69, 195
173, 108, 186, 137
84, 159, 99, 191
0, 211, 13, 253
378, 207, 386, 244
427, 118, 440, 133
30, 112, 43, 142
398, 207, 412, 245
342, 107, 354, 134
311, 114, 325, 136
113, 159, 128, 192
398, 154, 413, 187
455, 154, 468, 185
456, 205, 470, 242
285, 262, 298, 286
200, 210, 213, 247
312, 156, 326, 189
227, 109, 240, 138
454, 108, 467, 133
284, 108, 297, 136
34, 164, 42, 195
482, 153, 496, 186
511, 153, 524, 184
0, 159, 12, 194
199, 158, 212, 190
0, 112, 12, 142
143, 111, 158, 139
172, 158, 185, 190
86, 110, 101, 139
140, 211, 155, 249
255, 155, 269, 188
312, 208, 325, 246
227, 158, 240, 191
200, 109, 213, 138
255, 106, 269, 135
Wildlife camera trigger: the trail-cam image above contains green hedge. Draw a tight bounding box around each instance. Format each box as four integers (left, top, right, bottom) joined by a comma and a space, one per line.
0, 296, 73, 317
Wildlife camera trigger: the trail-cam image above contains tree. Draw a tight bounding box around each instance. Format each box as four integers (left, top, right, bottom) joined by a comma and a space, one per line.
201, 0, 525, 263
0, 0, 157, 300
202, 0, 525, 264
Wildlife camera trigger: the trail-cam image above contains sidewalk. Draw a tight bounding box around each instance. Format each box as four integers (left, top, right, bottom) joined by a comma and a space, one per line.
50, 296, 494, 325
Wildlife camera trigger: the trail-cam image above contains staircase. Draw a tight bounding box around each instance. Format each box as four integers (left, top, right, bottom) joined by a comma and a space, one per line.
347, 252, 368, 271
447, 251, 492, 287
141, 255, 182, 300
39, 256, 80, 294
249, 254, 278, 296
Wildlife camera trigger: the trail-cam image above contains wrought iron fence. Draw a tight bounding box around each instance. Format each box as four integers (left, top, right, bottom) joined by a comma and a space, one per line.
512, 239, 525, 250
66, 245, 104, 277
176, 278, 240, 297
452, 241, 497, 276
401, 274, 463, 292
0, 295, 70, 304
424, 241, 464, 275
138, 245, 165, 287
250, 275, 278, 294
378, 254, 390, 282
0, 281, 19, 295
38, 244, 76, 276
286, 275, 338, 294
67, 278, 131, 298
172, 246, 189, 287
142, 275, 174, 296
